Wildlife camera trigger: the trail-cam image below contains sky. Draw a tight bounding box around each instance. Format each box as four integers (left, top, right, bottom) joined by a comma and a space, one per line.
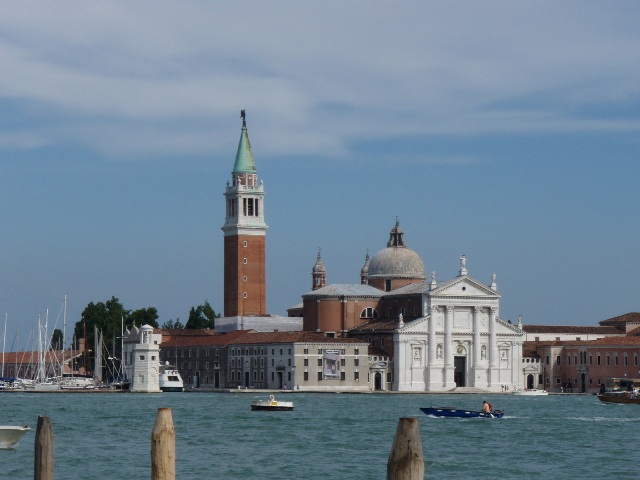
1, 2, 639, 351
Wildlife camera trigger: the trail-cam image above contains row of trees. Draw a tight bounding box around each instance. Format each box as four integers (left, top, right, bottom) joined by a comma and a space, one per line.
70, 297, 219, 375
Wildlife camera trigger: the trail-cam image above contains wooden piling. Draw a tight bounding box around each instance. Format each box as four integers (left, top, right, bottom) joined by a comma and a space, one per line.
151, 407, 176, 480
387, 417, 424, 480
34, 415, 54, 480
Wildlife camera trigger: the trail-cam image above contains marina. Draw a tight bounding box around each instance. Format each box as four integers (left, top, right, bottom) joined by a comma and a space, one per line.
2, 392, 639, 479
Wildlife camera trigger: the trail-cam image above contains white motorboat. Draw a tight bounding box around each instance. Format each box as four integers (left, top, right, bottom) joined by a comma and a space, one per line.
251, 394, 295, 411
159, 362, 184, 392
512, 389, 548, 396
0, 425, 31, 449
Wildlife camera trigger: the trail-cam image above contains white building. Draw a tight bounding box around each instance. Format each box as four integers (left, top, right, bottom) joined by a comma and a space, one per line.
392, 270, 524, 392
123, 324, 162, 393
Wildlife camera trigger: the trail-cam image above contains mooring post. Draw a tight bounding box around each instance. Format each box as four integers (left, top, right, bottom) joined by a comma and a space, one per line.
386, 417, 424, 480
151, 407, 176, 480
34, 415, 54, 480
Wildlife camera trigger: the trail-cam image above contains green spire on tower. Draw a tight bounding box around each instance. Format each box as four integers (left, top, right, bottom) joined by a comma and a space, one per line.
232, 110, 257, 174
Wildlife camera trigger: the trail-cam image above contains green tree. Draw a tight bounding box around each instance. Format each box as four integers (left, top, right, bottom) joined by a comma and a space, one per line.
74, 297, 130, 374
161, 318, 184, 329
184, 301, 220, 329
50, 328, 64, 351
129, 307, 159, 329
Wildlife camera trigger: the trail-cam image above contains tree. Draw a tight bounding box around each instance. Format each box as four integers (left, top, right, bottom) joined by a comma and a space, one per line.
184, 301, 220, 329
50, 328, 64, 351
129, 307, 159, 329
73, 297, 130, 374
161, 319, 184, 330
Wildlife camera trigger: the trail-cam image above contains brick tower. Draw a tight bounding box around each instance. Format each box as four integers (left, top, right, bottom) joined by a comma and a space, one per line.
222, 111, 267, 317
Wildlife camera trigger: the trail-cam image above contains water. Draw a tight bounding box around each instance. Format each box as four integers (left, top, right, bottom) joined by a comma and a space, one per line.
2, 392, 640, 479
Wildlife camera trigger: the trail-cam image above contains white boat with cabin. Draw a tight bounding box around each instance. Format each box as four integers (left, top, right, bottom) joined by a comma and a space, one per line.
512, 388, 549, 396
159, 362, 184, 392
251, 394, 295, 411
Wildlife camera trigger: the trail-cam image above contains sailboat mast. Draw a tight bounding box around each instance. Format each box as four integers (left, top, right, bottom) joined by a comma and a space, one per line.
62, 294, 66, 378
2, 313, 6, 378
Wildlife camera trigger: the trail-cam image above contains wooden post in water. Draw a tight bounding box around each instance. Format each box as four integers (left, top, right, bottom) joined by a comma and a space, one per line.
387, 417, 424, 480
151, 407, 176, 480
34, 415, 54, 480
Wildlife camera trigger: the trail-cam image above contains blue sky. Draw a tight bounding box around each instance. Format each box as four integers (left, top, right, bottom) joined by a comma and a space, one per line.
2, 2, 639, 350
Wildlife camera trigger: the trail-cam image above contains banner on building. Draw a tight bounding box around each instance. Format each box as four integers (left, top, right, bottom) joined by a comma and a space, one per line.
323, 350, 340, 379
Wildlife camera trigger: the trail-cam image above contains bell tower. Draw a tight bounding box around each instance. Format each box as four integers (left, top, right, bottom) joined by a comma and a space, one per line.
222, 111, 267, 317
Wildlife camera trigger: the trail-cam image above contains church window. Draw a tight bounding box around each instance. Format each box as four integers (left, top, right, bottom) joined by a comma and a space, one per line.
635, 354, 638, 366
589, 354, 593, 365
606, 355, 610, 366
624, 354, 628, 366
567, 355, 570, 365
247, 198, 254, 216
243, 258, 247, 264
385, 279, 391, 291
360, 307, 378, 319
243, 198, 247, 216
597, 354, 601, 365
255, 199, 259, 217
243, 292, 248, 298
243, 241, 247, 247
243, 276, 247, 282
614, 355, 618, 366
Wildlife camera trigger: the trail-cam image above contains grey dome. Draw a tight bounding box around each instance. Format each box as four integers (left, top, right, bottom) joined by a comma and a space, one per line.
367, 220, 425, 280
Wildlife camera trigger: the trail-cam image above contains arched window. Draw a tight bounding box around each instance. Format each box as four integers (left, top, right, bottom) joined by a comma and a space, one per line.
360, 307, 379, 319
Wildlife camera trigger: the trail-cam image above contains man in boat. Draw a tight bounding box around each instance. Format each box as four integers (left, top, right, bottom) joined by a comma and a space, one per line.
482, 400, 492, 413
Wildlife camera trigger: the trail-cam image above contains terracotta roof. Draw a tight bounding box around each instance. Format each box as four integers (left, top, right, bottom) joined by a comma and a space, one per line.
524, 336, 640, 348
0, 350, 81, 364
228, 331, 367, 345
348, 319, 400, 332
161, 330, 253, 348
161, 330, 367, 348
521, 325, 620, 334
599, 312, 640, 325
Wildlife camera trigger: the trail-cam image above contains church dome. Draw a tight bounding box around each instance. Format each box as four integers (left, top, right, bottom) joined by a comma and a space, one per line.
367, 220, 425, 280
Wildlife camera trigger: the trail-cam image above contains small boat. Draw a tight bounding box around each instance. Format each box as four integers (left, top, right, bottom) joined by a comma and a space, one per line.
512, 389, 548, 396
598, 392, 640, 405
251, 394, 294, 411
420, 407, 504, 419
159, 362, 184, 392
0, 425, 31, 449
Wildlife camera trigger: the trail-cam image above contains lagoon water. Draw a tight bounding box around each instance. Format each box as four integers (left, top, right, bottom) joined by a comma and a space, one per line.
2, 391, 640, 479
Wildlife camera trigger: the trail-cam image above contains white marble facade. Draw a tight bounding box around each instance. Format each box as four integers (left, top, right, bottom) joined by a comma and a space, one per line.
392, 272, 524, 392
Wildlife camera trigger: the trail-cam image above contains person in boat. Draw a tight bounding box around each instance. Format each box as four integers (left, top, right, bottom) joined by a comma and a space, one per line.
482, 400, 492, 413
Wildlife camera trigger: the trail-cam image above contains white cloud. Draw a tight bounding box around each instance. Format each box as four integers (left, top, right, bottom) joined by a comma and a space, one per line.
0, 1, 639, 159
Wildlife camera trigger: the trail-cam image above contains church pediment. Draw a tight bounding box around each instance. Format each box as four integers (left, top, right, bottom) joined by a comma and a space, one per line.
429, 276, 500, 298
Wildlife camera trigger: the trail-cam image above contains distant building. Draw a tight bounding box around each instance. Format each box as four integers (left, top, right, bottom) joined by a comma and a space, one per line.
520, 313, 640, 392
160, 329, 370, 392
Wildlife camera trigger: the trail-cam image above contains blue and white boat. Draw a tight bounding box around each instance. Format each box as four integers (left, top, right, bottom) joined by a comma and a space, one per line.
420, 407, 504, 419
